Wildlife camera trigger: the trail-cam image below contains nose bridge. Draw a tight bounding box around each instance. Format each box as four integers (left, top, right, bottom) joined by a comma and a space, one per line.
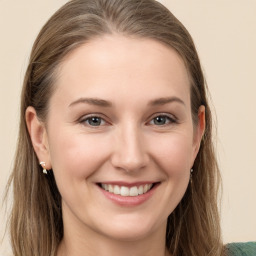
111, 121, 148, 172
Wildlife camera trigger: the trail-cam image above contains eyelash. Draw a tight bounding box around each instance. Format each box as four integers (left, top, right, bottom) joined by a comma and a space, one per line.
148, 113, 177, 126
79, 114, 108, 127
79, 113, 177, 128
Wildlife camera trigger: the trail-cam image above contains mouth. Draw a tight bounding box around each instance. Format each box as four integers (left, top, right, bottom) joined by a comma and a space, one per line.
97, 182, 160, 206
97, 183, 158, 197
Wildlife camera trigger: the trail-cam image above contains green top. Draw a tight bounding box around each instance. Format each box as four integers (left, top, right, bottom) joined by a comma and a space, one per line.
226, 242, 256, 256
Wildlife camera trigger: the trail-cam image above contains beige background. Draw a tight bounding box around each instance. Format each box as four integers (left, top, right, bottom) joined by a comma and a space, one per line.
1, 0, 255, 254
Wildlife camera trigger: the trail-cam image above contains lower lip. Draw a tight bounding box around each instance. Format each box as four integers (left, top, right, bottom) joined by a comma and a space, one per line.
98, 183, 159, 207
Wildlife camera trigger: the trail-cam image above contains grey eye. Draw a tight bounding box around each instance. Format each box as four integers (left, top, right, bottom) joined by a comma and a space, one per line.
149, 114, 176, 126
153, 116, 169, 125
86, 117, 104, 126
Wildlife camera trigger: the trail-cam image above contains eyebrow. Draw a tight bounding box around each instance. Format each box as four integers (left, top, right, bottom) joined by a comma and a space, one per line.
148, 97, 185, 106
69, 97, 112, 108
69, 96, 185, 108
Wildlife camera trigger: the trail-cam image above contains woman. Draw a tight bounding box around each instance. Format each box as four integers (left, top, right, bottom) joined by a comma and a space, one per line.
6, 0, 255, 255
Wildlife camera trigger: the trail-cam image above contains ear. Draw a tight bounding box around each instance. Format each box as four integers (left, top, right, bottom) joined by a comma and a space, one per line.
25, 106, 52, 170
192, 105, 206, 163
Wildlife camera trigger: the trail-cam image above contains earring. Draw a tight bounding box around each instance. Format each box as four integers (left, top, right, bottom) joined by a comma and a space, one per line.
190, 168, 193, 183
40, 161, 48, 174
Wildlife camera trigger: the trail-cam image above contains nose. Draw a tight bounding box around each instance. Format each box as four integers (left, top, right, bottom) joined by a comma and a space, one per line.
110, 124, 149, 173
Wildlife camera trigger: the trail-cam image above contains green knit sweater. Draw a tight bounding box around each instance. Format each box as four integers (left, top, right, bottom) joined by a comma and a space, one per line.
226, 242, 256, 256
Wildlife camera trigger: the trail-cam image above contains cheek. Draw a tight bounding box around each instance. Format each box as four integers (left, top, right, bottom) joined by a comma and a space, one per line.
149, 132, 194, 176
47, 129, 112, 212
145, 132, 194, 218
48, 128, 110, 181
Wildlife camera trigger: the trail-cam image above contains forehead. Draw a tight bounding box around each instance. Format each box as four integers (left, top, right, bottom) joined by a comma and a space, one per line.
52, 35, 190, 106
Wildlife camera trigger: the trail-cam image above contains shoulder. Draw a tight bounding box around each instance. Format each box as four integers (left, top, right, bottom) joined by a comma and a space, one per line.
225, 242, 256, 256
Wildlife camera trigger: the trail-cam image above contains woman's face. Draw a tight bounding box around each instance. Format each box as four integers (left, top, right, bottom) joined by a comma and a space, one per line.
31, 35, 204, 242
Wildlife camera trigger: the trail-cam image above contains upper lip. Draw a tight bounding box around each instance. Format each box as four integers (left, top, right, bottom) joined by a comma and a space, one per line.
97, 181, 160, 187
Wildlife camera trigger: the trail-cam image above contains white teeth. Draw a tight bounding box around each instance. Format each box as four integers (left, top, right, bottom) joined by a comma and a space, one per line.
109, 184, 114, 193
130, 186, 138, 196
114, 185, 120, 195
138, 185, 144, 195
120, 186, 129, 196
101, 183, 154, 196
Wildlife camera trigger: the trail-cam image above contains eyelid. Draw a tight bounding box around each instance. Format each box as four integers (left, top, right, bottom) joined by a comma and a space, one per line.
77, 112, 178, 126
78, 113, 110, 126
147, 113, 178, 125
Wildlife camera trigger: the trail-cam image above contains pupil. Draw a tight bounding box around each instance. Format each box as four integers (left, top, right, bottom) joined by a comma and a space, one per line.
89, 117, 101, 126
154, 116, 166, 125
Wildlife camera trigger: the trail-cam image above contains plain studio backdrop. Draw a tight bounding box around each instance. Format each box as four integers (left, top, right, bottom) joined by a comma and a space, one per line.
0, 0, 255, 254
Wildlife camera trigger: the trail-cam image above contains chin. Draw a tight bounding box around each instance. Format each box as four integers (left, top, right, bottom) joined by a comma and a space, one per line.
92, 214, 167, 242
102, 227, 155, 242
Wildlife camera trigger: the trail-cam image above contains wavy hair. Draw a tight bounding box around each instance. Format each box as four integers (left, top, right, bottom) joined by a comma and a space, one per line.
7, 0, 225, 255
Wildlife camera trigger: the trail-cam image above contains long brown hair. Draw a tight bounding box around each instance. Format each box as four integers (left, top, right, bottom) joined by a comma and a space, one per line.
7, 0, 225, 255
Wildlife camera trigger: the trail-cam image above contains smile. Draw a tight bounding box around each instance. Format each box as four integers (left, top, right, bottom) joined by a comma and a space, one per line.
100, 183, 153, 197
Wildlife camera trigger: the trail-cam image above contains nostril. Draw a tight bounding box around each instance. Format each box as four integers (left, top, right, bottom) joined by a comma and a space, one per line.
110, 134, 149, 172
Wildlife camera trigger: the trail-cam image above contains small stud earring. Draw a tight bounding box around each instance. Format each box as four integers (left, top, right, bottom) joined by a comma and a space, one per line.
40, 161, 48, 175
190, 168, 193, 183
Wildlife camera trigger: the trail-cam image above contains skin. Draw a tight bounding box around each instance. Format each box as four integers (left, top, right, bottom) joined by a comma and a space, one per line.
26, 35, 205, 256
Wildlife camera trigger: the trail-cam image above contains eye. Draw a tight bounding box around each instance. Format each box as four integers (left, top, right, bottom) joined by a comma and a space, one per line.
81, 115, 107, 127
149, 114, 176, 126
